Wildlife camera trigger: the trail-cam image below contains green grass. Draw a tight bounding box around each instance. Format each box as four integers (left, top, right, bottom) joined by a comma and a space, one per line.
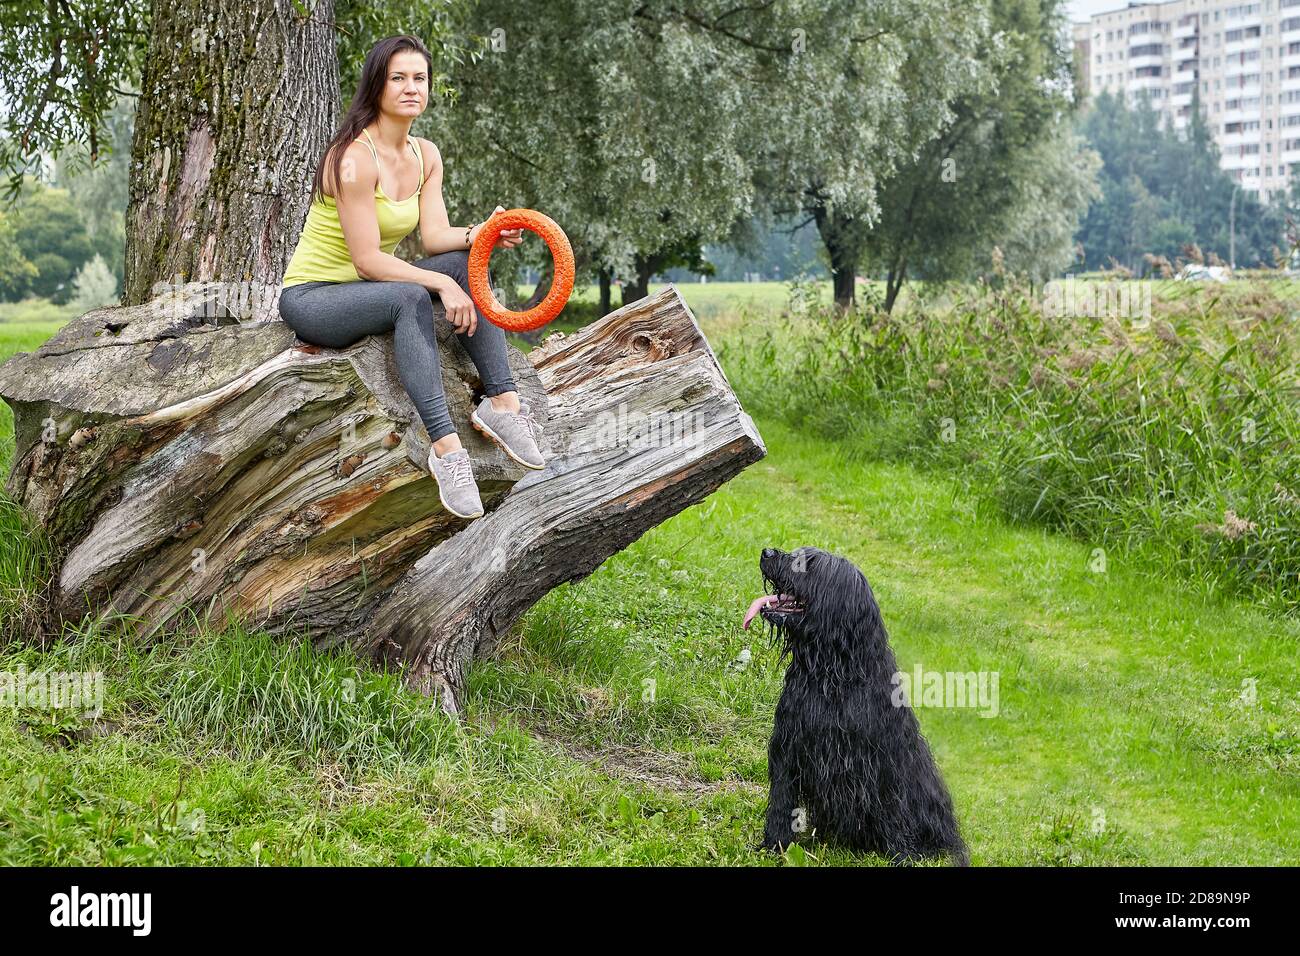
725, 278, 1300, 616
0, 319, 59, 642
0, 319, 62, 355
1, 418, 1296, 864
0, 287, 1296, 865
0, 298, 81, 327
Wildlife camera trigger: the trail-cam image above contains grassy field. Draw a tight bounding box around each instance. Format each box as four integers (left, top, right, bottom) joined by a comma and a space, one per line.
0, 284, 1297, 865
728, 277, 1300, 615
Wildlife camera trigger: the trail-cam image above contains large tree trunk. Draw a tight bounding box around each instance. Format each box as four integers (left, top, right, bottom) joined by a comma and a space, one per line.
598, 267, 613, 316
0, 285, 765, 714
124, 0, 336, 304
811, 202, 862, 310
884, 258, 907, 314
621, 254, 658, 307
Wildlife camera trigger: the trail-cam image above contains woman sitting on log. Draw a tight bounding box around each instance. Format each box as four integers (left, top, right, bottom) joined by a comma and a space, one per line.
278, 34, 544, 521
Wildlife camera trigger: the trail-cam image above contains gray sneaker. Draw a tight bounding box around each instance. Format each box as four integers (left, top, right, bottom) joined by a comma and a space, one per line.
470, 396, 546, 470
427, 447, 484, 518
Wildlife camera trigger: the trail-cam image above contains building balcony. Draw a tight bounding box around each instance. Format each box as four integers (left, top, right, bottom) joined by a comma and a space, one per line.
1224, 61, 1262, 76
1128, 52, 1166, 69
1222, 82, 1263, 98
1128, 75, 1166, 90
1218, 131, 1257, 147
1222, 105, 1262, 124
1128, 21, 1163, 36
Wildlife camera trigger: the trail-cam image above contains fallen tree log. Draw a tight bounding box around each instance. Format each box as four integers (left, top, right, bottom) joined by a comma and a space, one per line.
0, 284, 765, 713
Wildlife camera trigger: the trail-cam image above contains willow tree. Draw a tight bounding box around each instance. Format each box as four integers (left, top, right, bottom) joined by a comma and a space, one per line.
429, 0, 991, 312
431, 0, 758, 313
739, 0, 992, 307
860, 0, 1098, 311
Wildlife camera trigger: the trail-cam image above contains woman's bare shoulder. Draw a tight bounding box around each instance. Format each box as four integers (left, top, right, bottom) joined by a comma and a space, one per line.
322, 138, 378, 195
413, 137, 443, 180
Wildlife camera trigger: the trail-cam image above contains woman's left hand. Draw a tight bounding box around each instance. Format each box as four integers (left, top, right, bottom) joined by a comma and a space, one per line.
473, 205, 524, 250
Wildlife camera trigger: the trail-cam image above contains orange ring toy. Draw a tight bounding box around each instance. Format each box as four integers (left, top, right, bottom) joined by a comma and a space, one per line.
467, 208, 575, 333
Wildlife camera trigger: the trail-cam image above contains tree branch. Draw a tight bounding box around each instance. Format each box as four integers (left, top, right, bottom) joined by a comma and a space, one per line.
486, 137, 542, 172
664, 5, 793, 55
20, 0, 66, 153
716, 1, 778, 24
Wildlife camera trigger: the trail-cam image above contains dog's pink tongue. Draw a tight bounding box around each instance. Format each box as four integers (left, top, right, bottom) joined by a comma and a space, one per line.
743, 594, 784, 630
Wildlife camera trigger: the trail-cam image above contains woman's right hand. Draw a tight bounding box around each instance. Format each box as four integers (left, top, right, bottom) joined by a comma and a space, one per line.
435, 278, 478, 336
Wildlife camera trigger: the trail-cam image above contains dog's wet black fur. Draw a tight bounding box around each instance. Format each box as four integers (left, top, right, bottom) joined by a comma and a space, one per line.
756, 546, 968, 865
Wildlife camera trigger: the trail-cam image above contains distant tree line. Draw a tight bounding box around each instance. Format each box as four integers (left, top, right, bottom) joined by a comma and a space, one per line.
0, 93, 131, 306
1074, 90, 1291, 273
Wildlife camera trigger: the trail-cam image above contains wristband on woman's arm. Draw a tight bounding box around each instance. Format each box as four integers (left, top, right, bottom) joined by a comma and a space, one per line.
465, 224, 474, 248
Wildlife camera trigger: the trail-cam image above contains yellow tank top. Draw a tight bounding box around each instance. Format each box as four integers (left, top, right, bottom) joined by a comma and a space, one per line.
281, 130, 423, 288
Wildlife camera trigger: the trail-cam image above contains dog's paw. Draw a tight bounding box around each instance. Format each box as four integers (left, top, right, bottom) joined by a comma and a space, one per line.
757, 835, 791, 854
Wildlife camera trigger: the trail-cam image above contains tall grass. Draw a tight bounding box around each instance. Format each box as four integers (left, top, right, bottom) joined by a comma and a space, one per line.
0, 355, 55, 646
725, 278, 1300, 614
152, 621, 462, 766
0, 499, 52, 646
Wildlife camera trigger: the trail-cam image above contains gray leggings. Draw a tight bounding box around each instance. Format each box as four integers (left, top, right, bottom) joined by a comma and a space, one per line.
277, 249, 516, 442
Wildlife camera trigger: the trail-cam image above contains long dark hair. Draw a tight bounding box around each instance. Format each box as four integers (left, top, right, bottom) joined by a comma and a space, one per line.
310, 35, 433, 206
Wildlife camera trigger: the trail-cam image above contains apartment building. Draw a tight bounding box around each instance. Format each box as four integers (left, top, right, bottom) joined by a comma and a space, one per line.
1073, 0, 1300, 198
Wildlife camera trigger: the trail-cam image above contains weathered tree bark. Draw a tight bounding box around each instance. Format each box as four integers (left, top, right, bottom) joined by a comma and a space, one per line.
0, 285, 765, 714
124, 0, 337, 304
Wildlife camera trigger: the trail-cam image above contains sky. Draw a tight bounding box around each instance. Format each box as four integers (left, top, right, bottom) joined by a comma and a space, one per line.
1067, 0, 1138, 22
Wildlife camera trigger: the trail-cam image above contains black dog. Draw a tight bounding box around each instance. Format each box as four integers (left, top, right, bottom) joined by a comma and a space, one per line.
744, 546, 968, 865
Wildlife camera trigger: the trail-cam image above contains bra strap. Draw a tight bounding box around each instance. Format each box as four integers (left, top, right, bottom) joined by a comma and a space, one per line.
356, 129, 380, 167
356, 130, 422, 196
409, 136, 423, 193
